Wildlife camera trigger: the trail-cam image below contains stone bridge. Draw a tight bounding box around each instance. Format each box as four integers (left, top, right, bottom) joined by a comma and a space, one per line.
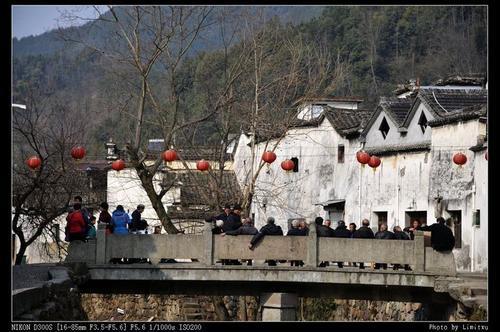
63, 223, 468, 320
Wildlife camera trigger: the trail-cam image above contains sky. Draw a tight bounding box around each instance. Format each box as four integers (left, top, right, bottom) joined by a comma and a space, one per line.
12, 5, 107, 39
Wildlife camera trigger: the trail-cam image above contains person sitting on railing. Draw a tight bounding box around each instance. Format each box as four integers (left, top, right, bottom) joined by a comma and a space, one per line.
249, 217, 283, 266
333, 221, 351, 268
286, 219, 306, 267
374, 223, 396, 270
212, 219, 224, 235
352, 219, 375, 269
215, 204, 232, 223
393, 225, 411, 271
404, 219, 422, 240
222, 204, 243, 233
419, 217, 455, 252
222, 217, 258, 236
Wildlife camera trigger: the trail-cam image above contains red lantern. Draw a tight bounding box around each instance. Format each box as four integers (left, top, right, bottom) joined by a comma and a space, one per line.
196, 159, 210, 171
262, 151, 277, 164
71, 146, 86, 160
163, 149, 177, 162
26, 156, 41, 170
453, 153, 467, 166
368, 155, 381, 169
356, 150, 371, 164
112, 159, 126, 171
281, 159, 295, 171
485, 151, 488, 161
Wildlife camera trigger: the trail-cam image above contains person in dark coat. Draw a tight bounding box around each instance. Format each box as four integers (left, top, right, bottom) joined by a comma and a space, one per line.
215, 204, 232, 223
352, 219, 375, 269
420, 217, 455, 252
315, 217, 334, 238
333, 221, 351, 268
287, 220, 306, 266
223, 217, 258, 236
98, 202, 113, 235
221, 215, 255, 265
404, 220, 422, 240
130, 204, 145, 233
393, 226, 411, 271
299, 220, 309, 235
323, 219, 336, 237
374, 223, 395, 269
348, 223, 357, 238
249, 217, 283, 266
223, 204, 243, 232
315, 217, 334, 267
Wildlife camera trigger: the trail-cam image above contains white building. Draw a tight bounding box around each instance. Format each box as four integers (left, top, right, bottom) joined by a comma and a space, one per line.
233, 99, 373, 230
234, 87, 487, 272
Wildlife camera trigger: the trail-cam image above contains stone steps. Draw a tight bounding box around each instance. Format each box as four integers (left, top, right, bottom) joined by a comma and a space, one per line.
181, 298, 205, 321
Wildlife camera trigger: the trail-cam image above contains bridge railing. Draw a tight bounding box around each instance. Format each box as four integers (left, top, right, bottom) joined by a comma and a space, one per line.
65, 222, 456, 276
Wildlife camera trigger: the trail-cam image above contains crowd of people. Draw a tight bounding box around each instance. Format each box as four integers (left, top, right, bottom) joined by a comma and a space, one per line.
65, 197, 455, 269
208, 205, 456, 270
65, 197, 156, 242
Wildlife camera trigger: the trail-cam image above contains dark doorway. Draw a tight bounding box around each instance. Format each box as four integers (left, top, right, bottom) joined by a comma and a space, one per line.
447, 210, 462, 249
373, 211, 388, 228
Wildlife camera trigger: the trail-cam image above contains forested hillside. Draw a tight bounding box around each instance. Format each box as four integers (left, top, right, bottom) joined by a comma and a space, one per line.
12, 6, 486, 158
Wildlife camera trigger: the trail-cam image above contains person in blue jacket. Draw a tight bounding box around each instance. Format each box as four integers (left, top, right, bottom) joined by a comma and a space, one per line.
111, 205, 131, 235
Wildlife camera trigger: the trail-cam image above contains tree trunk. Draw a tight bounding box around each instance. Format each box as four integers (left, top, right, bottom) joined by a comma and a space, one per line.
211, 296, 230, 321
15, 243, 27, 265
138, 172, 180, 234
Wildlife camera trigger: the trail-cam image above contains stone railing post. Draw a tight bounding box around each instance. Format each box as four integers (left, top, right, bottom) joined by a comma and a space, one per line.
203, 220, 214, 266
306, 221, 318, 267
96, 223, 107, 264
413, 230, 425, 272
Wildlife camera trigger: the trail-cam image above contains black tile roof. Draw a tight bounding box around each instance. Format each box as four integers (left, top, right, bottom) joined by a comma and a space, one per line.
175, 171, 242, 208
418, 88, 487, 118
323, 107, 374, 137
364, 142, 431, 156
427, 104, 487, 127
379, 97, 414, 126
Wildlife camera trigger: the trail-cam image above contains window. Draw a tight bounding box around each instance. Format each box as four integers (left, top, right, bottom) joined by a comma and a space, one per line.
405, 211, 427, 228
338, 145, 345, 163
291, 157, 299, 172
374, 211, 388, 228
418, 112, 428, 134
379, 117, 390, 139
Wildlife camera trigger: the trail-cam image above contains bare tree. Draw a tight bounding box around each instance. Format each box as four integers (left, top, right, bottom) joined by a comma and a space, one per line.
12, 89, 86, 265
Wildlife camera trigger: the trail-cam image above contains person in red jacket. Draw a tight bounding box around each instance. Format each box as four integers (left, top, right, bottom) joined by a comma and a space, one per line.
66, 203, 87, 242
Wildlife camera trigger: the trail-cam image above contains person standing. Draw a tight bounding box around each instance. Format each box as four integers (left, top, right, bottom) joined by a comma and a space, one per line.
404, 220, 422, 240
130, 204, 146, 234
393, 225, 411, 270
66, 203, 87, 242
286, 220, 307, 266
348, 223, 357, 238
223, 204, 243, 233
374, 223, 395, 269
249, 217, 283, 266
98, 202, 113, 235
111, 205, 131, 235
87, 216, 97, 239
420, 217, 455, 252
352, 219, 375, 269
333, 221, 351, 268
